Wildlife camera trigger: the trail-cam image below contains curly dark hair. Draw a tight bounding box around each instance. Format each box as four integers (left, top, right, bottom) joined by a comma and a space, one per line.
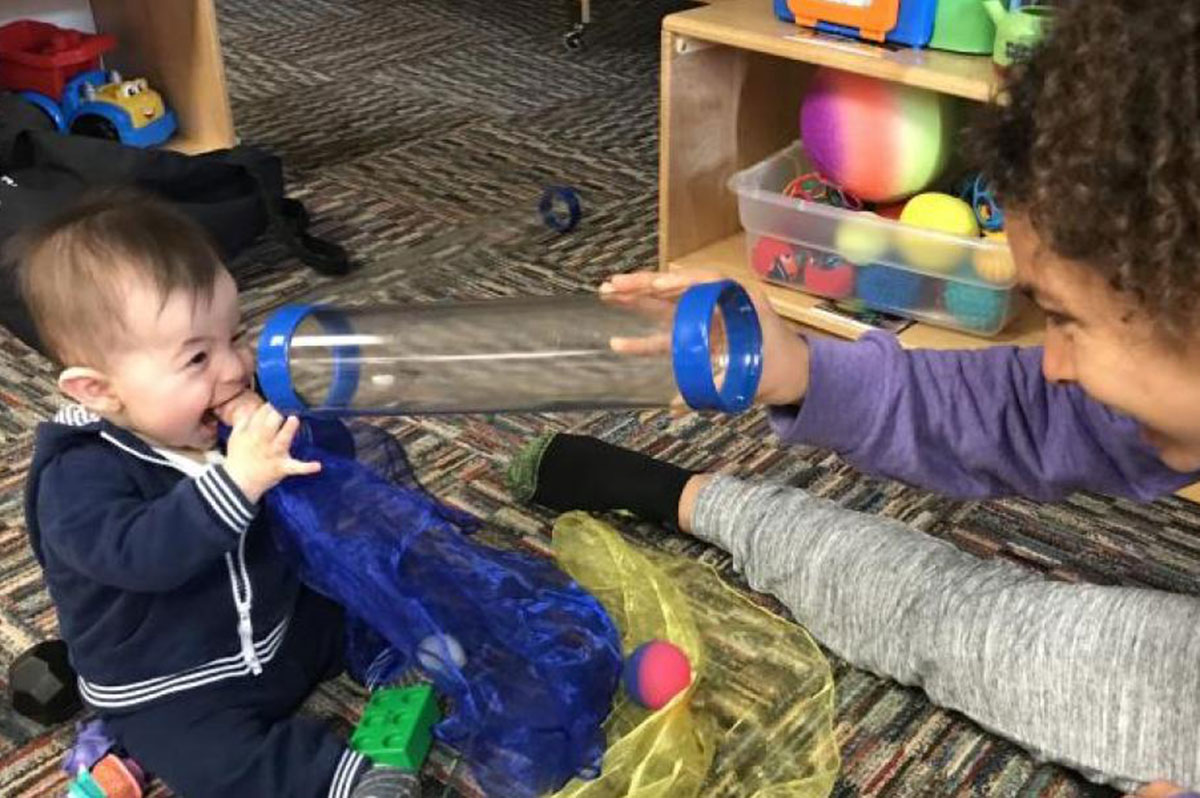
967, 0, 1200, 336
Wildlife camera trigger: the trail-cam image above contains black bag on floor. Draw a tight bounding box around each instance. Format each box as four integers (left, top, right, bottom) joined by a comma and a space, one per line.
0, 93, 350, 354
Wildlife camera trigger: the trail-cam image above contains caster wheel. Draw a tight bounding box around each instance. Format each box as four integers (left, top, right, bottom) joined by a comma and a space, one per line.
564, 28, 583, 50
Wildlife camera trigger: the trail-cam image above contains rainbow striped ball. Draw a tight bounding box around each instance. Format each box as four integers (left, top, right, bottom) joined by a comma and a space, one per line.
623, 640, 692, 710
801, 68, 956, 203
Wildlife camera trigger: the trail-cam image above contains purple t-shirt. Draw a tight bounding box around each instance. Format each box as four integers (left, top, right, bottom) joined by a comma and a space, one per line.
769, 333, 1196, 501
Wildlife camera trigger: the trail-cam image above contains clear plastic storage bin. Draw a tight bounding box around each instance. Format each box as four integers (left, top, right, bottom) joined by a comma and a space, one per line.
729, 142, 1019, 336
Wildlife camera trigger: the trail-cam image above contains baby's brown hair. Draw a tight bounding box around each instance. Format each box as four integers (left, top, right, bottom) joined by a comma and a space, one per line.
968, 0, 1200, 337
8, 189, 222, 367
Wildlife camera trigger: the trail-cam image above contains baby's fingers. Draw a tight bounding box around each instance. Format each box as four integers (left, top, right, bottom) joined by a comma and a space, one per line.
282, 458, 322, 477
609, 332, 672, 355
272, 414, 302, 451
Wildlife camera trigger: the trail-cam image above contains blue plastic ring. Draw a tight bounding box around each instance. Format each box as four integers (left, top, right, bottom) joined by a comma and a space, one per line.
672, 280, 763, 413
257, 305, 361, 413
539, 186, 582, 233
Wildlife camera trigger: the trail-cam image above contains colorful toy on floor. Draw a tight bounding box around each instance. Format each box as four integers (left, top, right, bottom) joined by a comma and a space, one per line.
20, 69, 177, 148
351, 685, 442, 771
623, 640, 693, 710
8, 639, 82, 725
540, 186, 582, 233
67, 755, 146, 798
973, 231, 1016, 284
943, 281, 1010, 332
0, 21, 176, 148
897, 192, 980, 272
63, 719, 147, 798
800, 68, 955, 203
550, 513, 839, 798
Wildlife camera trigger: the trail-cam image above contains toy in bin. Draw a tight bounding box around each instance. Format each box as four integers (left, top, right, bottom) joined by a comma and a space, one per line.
0, 20, 176, 148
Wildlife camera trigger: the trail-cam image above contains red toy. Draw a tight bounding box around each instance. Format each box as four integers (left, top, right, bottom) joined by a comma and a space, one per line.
0, 20, 115, 99
750, 236, 800, 281
804, 254, 857, 298
623, 640, 692, 710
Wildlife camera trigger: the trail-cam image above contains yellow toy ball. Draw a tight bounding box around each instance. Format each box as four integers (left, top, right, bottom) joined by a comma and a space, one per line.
834, 215, 890, 264
897, 193, 979, 273
973, 231, 1016, 284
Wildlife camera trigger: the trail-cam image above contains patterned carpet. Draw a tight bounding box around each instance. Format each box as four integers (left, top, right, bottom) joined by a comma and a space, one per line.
2, 0, 1199, 795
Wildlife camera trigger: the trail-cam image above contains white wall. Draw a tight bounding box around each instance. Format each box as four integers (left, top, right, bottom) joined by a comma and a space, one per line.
0, 0, 95, 32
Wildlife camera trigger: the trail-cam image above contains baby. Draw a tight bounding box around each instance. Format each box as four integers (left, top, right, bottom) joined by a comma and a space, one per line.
13, 190, 414, 798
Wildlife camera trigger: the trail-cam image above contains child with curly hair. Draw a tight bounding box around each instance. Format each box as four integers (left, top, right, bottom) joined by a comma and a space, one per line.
513, 0, 1200, 794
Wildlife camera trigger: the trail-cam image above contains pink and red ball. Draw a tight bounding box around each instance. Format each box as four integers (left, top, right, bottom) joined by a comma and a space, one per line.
800, 68, 955, 203
623, 640, 692, 710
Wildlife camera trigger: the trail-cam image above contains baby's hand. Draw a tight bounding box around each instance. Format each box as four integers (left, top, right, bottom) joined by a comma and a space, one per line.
223, 403, 321, 503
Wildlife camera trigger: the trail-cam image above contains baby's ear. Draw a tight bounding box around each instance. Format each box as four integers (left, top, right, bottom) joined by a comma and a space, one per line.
58, 367, 121, 415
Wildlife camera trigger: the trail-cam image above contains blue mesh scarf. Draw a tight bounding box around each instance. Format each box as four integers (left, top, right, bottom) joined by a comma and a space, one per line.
263, 420, 621, 797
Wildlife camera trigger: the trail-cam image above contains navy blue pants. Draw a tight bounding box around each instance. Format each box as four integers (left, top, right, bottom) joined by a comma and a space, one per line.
104, 589, 369, 798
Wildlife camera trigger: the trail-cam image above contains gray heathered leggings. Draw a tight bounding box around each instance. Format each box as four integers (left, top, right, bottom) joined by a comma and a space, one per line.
692, 476, 1200, 792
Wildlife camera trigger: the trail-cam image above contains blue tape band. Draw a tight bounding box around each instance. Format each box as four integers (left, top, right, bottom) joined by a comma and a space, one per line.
257, 305, 361, 413
671, 281, 763, 413
539, 186, 581, 233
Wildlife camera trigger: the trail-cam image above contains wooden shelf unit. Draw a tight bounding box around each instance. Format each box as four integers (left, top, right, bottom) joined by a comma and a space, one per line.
659, 0, 1012, 349
658, 0, 1200, 503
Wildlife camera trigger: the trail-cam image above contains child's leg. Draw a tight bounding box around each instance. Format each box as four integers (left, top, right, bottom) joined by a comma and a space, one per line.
692, 475, 1200, 791
107, 700, 369, 798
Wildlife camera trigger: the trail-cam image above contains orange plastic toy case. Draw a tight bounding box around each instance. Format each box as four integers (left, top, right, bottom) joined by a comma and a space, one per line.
786, 0, 902, 42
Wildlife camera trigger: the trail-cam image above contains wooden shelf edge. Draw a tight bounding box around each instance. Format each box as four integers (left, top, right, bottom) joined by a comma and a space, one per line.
663, 0, 999, 103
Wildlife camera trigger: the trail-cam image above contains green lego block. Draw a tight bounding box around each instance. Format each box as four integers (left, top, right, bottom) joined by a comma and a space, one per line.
351, 684, 441, 771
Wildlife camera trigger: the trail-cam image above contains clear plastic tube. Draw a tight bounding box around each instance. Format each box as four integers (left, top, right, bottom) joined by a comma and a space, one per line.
257, 281, 762, 416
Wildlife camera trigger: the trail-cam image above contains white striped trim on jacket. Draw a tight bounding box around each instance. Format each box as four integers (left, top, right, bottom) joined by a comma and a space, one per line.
328, 749, 370, 798
78, 615, 290, 709
53, 404, 281, 710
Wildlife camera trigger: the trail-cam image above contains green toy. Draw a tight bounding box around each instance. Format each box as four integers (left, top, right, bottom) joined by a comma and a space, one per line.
351, 685, 441, 771
983, 0, 1056, 67
929, 0, 996, 54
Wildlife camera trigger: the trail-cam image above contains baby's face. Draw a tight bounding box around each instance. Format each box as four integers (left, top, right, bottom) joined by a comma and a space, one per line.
104, 268, 254, 450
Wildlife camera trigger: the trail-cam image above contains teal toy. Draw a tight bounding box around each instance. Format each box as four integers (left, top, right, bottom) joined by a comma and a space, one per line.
67, 771, 105, 798
351, 685, 441, 771
944, 281, 1010, 332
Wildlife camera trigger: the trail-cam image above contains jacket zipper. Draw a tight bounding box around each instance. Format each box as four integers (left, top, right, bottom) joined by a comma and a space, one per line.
226, 530, 262, 675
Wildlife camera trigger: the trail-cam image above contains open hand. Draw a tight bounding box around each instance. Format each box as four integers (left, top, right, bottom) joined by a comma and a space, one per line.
223, 403, 321, 503
600, 271, 811, 407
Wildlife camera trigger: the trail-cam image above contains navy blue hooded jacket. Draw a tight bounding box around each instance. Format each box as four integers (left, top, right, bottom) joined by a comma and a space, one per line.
25, 406, 301, 712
